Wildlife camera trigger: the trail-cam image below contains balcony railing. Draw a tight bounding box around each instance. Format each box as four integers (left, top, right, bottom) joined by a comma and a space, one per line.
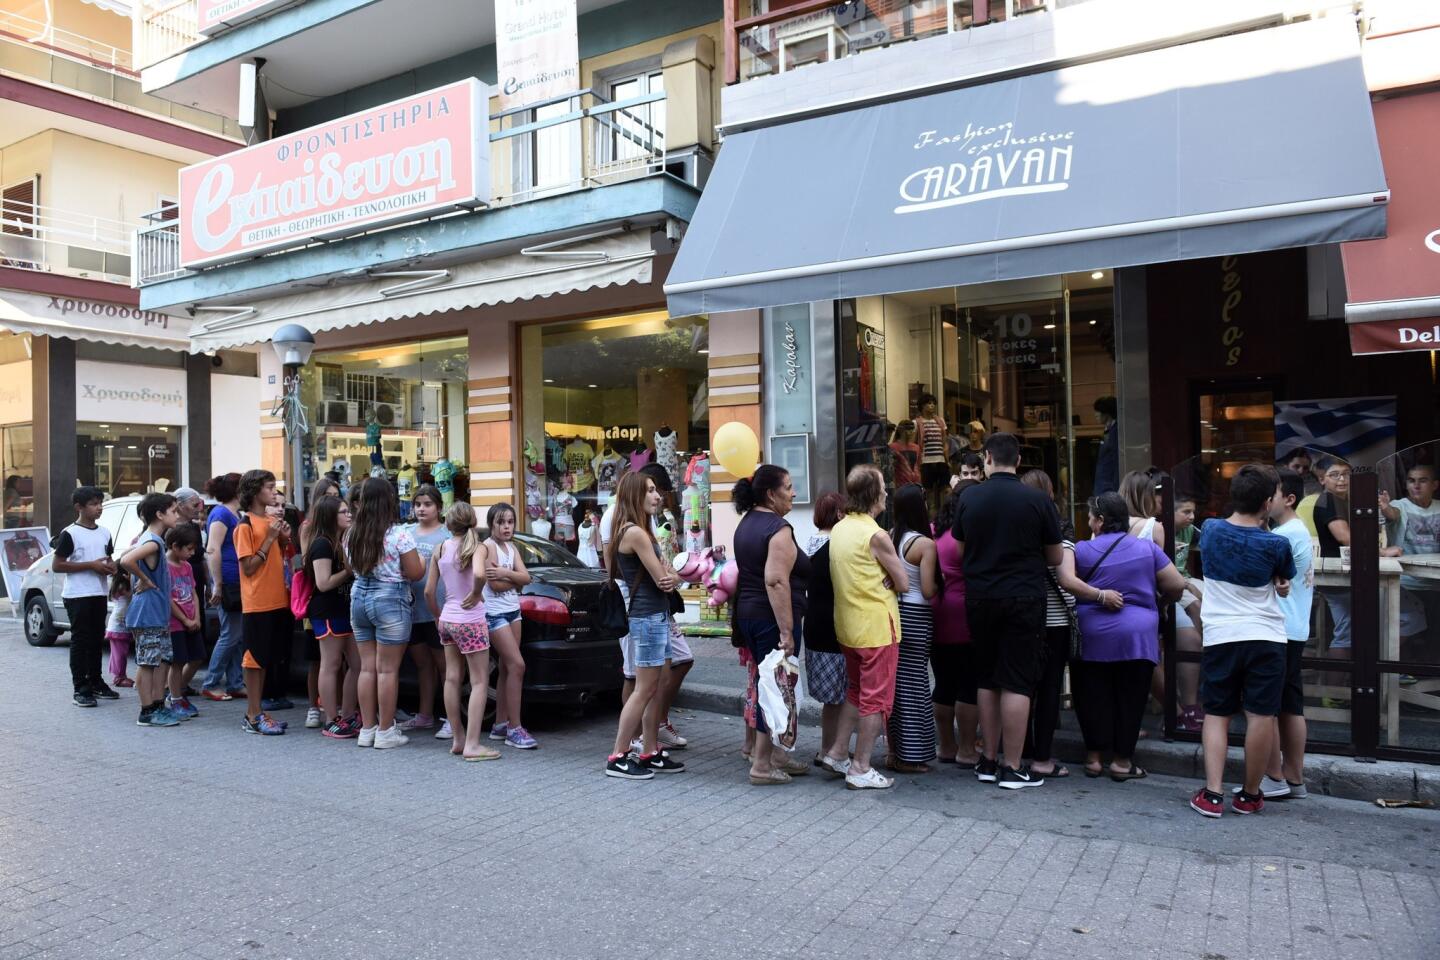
0, 9, 135, 73
133, 0, 203, 70
134, 89, 668, 286
727, 0, 1052, 84
0, 199, 135, 285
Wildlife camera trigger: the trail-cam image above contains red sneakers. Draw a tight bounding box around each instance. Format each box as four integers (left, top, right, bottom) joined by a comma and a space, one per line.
1190, 788, 1224, 818
1231, 791, 1265, 815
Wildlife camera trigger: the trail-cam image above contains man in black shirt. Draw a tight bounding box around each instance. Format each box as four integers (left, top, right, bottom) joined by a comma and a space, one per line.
951, 433, 1063, 789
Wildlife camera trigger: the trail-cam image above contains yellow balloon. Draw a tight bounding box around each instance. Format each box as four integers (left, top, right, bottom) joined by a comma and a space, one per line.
713, 421, 761, 479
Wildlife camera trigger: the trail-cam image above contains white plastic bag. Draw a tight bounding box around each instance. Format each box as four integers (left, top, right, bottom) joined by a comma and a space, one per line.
756, 649, 802, 748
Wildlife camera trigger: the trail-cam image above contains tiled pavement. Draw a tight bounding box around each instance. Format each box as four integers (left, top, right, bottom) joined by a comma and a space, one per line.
1, 621, 1437, 960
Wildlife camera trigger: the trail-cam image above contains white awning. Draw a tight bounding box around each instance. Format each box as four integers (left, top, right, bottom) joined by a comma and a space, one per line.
78, 0, 132, 16
186, 231, 656, 352
0, 288, 191, 350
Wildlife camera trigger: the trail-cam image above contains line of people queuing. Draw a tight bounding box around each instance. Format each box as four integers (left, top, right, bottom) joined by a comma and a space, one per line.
705, 432, 1314, 817
57, 469, 544, 755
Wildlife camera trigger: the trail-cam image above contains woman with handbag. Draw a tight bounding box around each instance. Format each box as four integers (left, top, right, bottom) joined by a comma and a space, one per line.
1066, 492, 1187, 781
604, 472, 685, 780
731, 464, 812, 786
200, 473, 246, 701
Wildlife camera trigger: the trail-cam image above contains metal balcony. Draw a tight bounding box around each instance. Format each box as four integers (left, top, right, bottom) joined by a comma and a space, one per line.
0, 198, 136, 285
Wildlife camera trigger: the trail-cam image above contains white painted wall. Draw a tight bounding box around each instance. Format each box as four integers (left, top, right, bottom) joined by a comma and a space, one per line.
210, 372, 262, 476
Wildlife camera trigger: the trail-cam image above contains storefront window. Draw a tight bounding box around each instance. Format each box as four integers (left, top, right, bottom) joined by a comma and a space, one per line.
76, 423, 179, 498
0, 331, 33, 527
519, 312, 710, 564
301, 335, 470, 508
841, 273, 1116, 527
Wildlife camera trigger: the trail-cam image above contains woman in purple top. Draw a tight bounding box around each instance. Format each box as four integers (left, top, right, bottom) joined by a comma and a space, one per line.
1069, 493, 1186, 781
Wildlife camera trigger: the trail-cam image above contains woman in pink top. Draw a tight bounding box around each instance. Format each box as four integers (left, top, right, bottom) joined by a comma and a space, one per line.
425, 502, 496, 762
931, 480, 979, 767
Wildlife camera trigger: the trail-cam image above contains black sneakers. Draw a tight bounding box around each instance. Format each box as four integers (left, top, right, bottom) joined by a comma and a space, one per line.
975, 756, 999, 783
91, 683, 120, 700
605, 753, 654, 780
641, 752, 686, 774
72, 691, 97, 708
998, 765, 1045, 790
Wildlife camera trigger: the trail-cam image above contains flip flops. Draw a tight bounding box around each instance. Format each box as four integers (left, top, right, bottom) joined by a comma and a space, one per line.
1110, 765, 1148, 782
463, 749, 502, 762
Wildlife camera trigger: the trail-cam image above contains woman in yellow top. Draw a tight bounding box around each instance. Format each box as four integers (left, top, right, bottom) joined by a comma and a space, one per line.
819, 464, 909, 791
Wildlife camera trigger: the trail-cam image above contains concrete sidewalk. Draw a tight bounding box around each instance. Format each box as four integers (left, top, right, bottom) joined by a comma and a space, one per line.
674, 635, 1440, 804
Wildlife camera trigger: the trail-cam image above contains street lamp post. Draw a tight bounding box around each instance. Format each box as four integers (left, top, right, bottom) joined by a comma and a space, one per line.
270, 324, 315, 511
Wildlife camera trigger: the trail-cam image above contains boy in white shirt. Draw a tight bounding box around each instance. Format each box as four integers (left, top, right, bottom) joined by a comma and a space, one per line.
1258, 468, 1315, 800
1381, 463, 1440, 657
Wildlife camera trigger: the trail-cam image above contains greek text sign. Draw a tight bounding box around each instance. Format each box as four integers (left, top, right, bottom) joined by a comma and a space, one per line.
75, 361, 187, 426
494, 0, 579, 111
196, 0, 289, 35
767, 305, 813, 435
179, 79, 490, 268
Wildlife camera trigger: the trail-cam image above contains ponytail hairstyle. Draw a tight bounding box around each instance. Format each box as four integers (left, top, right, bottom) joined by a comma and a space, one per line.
889, 483, 931, 550
445, 501, 482, 570
731, 464, 788, 516
605, 471, 658, 578
206, 472, 240, 504
347, 477, 397, 576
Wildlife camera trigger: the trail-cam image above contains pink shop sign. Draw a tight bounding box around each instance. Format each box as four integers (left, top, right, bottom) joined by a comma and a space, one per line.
179, 78, 490, 269
196, 0, 290, 35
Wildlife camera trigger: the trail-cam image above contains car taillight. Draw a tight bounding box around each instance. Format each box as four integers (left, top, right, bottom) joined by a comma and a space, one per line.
520, 595, 570, 626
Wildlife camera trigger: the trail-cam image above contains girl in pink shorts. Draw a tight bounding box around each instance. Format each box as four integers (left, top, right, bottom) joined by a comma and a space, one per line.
425, 502, 496, 761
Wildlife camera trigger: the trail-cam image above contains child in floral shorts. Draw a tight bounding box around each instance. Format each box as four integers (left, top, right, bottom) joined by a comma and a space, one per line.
426, 503, 495, 761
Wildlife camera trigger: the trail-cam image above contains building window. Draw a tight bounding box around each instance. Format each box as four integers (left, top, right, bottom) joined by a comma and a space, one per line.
76, 423, 180, 498
519, 312, 710, 563
300, 336, 470, 509
602, 67, 665, 170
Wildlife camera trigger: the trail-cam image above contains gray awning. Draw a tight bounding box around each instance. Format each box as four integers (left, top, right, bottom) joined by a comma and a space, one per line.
666, 18, 1388, 316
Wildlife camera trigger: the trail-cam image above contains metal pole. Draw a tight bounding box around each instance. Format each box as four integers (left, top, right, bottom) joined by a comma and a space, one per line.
1062, 286, 1075, 522
285, 365, 304, 511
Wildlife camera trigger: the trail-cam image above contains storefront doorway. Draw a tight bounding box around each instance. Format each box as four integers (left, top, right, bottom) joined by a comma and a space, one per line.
519, 311, 711, 564
839, 272, 1116, 528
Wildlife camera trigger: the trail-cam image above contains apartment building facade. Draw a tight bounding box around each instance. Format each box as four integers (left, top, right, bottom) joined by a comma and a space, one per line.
1, 0, 252, 539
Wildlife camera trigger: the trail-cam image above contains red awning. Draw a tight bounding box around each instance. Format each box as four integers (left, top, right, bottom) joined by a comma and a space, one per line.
1341, 90, 1440, 355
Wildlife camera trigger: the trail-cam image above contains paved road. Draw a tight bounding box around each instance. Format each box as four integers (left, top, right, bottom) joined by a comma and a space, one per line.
1, 620, 1437, 960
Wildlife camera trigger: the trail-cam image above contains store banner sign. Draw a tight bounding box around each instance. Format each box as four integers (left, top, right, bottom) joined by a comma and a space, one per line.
75, 361, 187, 426
196, 0, 289, 35
494, 0, 580, 110
1349, 318, 1440, 356
179, 78, 491, 268
767, 305, 814, 435
0, 290, 186, 348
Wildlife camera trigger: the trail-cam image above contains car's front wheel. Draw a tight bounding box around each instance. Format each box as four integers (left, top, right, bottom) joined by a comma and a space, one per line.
24, 595, 58, 647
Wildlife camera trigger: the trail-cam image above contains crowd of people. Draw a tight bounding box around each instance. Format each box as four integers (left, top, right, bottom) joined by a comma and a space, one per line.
716, 432, 1315, 818
55, 436, 1320, 815
58, 470, 540, 754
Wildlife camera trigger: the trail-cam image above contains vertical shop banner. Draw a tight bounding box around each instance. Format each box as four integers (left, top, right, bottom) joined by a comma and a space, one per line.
179, 79, 490, 268
767, 306, 814, 435
494, 0, 580, 111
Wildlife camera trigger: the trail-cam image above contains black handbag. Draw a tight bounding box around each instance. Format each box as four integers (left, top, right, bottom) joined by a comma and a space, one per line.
1044, 569, 1082, 662
595, 531, 646, 641
220, 580, 243, 613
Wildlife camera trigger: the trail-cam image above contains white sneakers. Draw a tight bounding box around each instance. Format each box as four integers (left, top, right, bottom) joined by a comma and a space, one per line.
845, 766, 894, 790
1232, 775, 1302, 799
357, 726, 376, 748
818, 755, 851, 779
658, 722, 688, 749
435, 719, 453, 740
305, 707, 323, 729
374, 725, 409, 750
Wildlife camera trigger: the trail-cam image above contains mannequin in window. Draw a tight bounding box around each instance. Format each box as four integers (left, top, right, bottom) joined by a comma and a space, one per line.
592, 443, 627, 505
889, 420, 921, 488
653, 425, 679, 491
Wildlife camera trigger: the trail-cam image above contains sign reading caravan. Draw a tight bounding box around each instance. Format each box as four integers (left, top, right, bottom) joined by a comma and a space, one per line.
179, 79, 490, 269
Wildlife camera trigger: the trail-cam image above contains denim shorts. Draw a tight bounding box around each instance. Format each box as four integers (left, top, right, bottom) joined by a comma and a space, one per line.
485, 609, 521, 632
350, 578, 413, 646
629, 612, 672, 669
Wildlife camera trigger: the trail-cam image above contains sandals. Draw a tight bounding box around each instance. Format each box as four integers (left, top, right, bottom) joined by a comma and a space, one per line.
749, 768, 792, 786
1110, 764, 1148, 782
1084, 764, 1105, 778
463, 749, 502, 762
1030, 764, 1070, 779
779, 756, 810, 776
885, 758, 932, 774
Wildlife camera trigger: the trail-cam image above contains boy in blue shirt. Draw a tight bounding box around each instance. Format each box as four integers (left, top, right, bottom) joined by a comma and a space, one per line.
1189, 465, 1295, 818
119, 493, 181, 727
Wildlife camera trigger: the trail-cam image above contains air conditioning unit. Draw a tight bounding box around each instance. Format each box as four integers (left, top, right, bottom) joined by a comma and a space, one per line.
370, 400, 405, 428
321, 400, 359, 426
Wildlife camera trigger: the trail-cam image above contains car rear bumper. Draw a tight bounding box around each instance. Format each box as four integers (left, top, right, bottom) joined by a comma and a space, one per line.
521, 636, 623, 704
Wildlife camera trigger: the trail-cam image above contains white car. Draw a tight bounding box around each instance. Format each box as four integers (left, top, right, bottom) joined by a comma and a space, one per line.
15, 494, 216, 646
